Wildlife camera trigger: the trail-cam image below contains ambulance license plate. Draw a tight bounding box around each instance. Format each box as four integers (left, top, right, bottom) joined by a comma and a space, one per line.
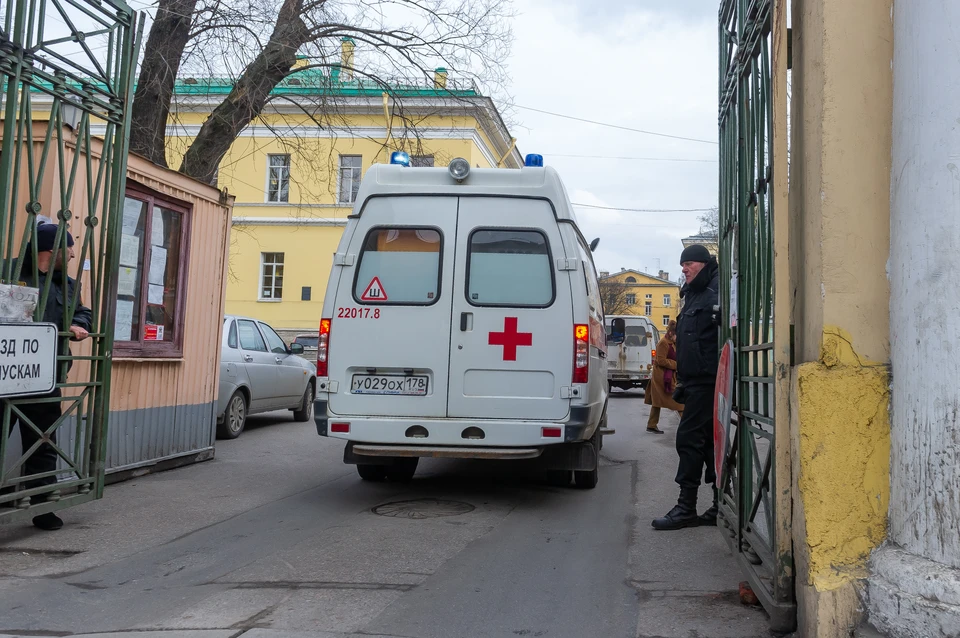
351, 374, 428, 396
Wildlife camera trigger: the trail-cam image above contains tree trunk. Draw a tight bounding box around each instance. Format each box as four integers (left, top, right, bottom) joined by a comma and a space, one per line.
179, 0, 308, 184
128, 0, 199, 167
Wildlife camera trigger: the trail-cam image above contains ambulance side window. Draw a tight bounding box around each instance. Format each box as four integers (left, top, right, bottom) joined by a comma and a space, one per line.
354, 227, 442, 305
576, 239, 602, 315
467, 229, 554, 307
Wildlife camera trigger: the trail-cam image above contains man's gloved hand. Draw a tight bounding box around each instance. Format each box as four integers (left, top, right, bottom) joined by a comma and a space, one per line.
672, 384, 686, 404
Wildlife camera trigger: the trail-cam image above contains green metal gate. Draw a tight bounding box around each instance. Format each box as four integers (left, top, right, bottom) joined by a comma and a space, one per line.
0, 0, 140, 522
717, 0, 794, 631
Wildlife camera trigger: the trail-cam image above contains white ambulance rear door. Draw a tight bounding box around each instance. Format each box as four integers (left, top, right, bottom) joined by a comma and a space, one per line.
326, 196, 457, 418
447, 197, 573, 421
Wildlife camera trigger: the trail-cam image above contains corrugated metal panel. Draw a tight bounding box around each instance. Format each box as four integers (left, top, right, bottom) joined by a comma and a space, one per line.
52, 403, 215, 473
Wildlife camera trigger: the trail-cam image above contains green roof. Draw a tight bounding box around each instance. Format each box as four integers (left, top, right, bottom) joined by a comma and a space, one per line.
174, 67, 478, 99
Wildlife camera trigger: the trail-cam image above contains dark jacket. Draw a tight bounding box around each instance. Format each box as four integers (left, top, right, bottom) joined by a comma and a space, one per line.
676, 260, 720, 387
15, 260, 93, 380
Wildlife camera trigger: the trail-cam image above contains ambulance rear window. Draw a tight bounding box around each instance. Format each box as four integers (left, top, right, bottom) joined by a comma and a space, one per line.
354, 227, 442, 305
467, 229, 554, 307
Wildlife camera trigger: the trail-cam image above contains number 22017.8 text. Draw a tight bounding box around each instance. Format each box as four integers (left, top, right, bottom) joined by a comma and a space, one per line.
337, 307, 380, 319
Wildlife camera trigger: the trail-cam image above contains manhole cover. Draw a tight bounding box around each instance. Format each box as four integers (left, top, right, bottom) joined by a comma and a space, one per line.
372, 498, 475, 519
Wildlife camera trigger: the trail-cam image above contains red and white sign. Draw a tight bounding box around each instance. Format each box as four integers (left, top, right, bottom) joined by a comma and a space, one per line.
360, 277, 388, 302
488, 317, 533, 361
144, 324, 165, 341
714, 339, 734, 481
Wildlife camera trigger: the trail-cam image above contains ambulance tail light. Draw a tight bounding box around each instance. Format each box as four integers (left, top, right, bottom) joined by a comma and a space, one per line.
574, 324, 589, 384
317, 318, 331, 377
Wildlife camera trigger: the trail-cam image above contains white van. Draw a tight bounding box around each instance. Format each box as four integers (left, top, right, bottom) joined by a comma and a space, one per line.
314, 155, 610, 488
605, 315, 660, 392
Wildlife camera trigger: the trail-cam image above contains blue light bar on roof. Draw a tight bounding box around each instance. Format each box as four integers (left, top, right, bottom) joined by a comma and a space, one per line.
390, 151, 411, 166
524, 153, 544, 167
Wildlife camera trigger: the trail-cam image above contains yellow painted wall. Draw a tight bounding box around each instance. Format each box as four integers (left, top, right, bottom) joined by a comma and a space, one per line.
164, 108, 508, 329
600, 271, 679, 329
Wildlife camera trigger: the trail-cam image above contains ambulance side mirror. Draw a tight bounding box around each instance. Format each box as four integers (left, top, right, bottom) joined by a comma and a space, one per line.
610, 318, 626, 344
589, 238, 600, 252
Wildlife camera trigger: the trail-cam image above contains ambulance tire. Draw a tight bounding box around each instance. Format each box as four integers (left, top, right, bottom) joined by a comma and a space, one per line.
357, 464, 388, 481
546, 470, 572, 487
385, 457, 419, 483
574, 430, 600, 489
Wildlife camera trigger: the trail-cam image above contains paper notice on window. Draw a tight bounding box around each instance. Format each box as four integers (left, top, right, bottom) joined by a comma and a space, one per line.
120, 235, 140, 267
148, 284, 164, 305
149, 247, 167, 285
152, 209, 165, 247
122, 199, 142, 236
115, 299, 134, 341
117, 267, 137, 296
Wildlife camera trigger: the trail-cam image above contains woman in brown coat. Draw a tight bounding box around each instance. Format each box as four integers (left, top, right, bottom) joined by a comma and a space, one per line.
645, 320, 684, 433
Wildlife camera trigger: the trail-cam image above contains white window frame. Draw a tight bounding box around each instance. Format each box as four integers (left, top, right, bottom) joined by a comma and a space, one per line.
645, 293, 652, 300
625, 293, 637, 305
259, 252, 284, 302
644, 302, 652, 316
265, 154, 290, 203
338, 155, 363, 204
663, 294, 671, 307
663, 315, 670, 327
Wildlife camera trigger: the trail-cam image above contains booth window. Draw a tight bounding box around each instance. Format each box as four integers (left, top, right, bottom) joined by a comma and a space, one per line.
113, 186, 190, 358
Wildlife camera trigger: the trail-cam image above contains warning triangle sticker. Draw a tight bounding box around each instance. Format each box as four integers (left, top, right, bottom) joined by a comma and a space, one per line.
360, 277, 388, 302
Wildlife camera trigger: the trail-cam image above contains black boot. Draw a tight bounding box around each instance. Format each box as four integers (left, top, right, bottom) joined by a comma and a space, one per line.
652, 487, 699, 530
698, 487, 719, 526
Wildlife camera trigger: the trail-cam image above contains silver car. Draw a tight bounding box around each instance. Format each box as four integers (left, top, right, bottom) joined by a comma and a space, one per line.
217, 315, 316, 439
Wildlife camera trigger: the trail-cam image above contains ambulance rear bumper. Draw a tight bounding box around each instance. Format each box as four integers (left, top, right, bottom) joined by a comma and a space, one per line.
314, 400, 594, 447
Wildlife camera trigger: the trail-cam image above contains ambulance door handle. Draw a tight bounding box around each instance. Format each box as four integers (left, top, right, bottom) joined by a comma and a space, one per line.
460, 312, 473, 332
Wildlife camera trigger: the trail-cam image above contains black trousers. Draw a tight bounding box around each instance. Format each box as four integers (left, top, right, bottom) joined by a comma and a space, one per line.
674, 384, 717, 489
9, 388, 62, 492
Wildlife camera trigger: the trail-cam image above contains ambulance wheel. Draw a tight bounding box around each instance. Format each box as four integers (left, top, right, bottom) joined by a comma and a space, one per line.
546, 470, 572, 487
574, 431, 600, 489
385, 457, 419, 483
357, 464, 387, 481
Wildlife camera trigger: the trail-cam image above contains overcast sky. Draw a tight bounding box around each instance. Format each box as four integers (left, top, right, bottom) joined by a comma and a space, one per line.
505, 0, 718, 280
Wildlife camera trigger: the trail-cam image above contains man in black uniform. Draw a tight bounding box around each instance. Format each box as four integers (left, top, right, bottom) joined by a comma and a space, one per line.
652, 244, 720, 530
11, 223, 91, 530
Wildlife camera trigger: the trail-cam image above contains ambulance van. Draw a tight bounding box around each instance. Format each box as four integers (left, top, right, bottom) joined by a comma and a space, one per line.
314, 154, 610, 489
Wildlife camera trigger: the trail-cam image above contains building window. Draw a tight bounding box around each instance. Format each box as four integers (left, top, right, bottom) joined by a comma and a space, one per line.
260, 252, 284, 301
301, 286, 311, 301
266, 154, 290, 203
338, 155, 362, 203
114, 187, 190, 358
645, 293, 652, 300
663, 315, 670, 327
664, 294, 671, 307
625, 276, 637, 283
645, 302, 652, 316
411, 155, 435, 167
626, 293, 637, 305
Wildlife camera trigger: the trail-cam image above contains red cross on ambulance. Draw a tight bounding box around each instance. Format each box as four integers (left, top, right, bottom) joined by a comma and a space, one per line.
488, 317, 533, 361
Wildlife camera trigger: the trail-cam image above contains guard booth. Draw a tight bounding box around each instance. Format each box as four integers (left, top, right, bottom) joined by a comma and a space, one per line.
1, 0, 234, 526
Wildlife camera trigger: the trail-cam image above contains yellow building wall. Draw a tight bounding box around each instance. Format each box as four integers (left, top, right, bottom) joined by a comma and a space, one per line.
164, 109, 505, 329
602, 271, 680, 330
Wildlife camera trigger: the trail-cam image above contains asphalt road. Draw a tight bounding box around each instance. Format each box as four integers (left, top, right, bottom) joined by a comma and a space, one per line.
0, 389, 772, 638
